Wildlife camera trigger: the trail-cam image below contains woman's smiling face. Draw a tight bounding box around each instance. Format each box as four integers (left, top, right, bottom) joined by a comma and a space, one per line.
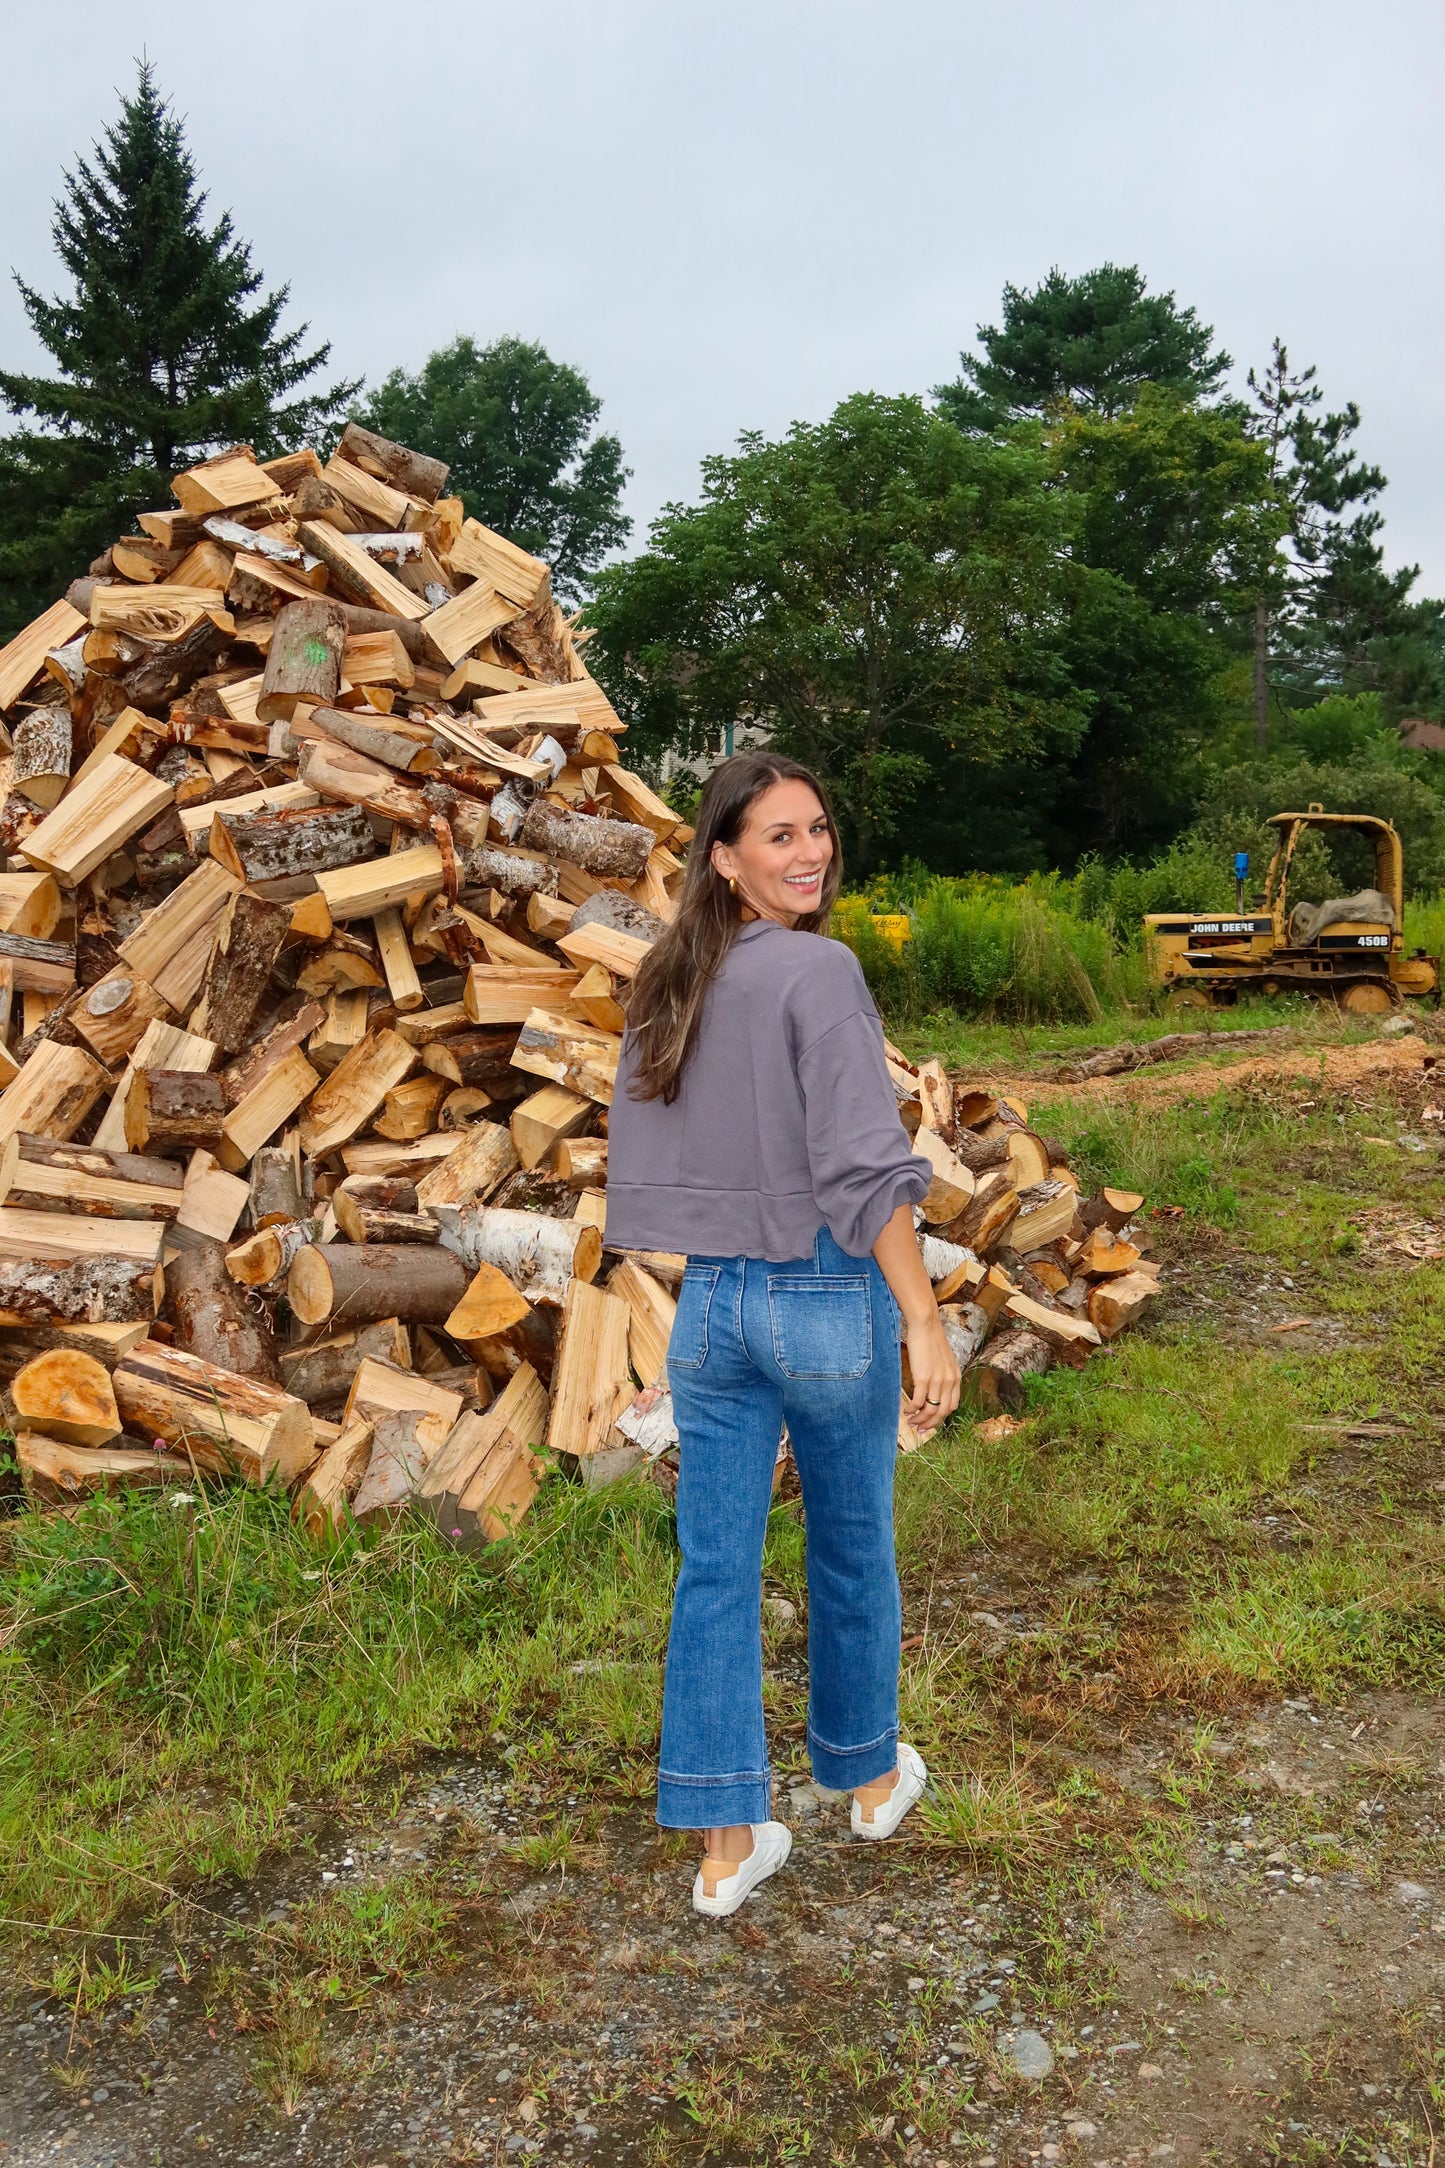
710, 778, 833, 927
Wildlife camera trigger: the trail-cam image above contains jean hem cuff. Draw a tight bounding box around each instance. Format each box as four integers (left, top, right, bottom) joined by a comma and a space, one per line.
656, 1773, 772, 1830
808, 1724, 898, 1792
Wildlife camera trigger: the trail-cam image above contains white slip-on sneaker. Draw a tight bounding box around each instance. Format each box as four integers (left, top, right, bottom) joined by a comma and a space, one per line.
851, 1742, 928, 1841
691, 1821, 793, 1918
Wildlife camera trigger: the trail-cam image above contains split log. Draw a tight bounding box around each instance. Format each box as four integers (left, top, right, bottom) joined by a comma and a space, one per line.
287, 1242, 469, 1329
0, 1320, 147, 1376
911, 1127, 976, 1224
70, 966, 170, 1067
12, 1347, 122, 1445
224, 1219, 313, 1289
420, 1027, 519, 1092
606, 1258, 676, 1388
414, 1118, 518, 1210
441, 1088, 490, 1128
219, 999, 323, 1106
519, 799, 653, 881
298, 1028, 417, 1156
1010, 1181, 1078, 1252
0, 1043, 109, 1149
0, 930, 78, 995
546, 1278, 631, 1460
112, 1340, 314, 1485
937, 1301, 991, 1372
413, 1362, 548, 1545
944, 1168, 1020, 1256
555, 920, 651, 981
294, 1419, 374, 1537
911, 1058, 953, 1144
463, 966, 580, 1025
553, 1137, 607, 1188
1003, 1292, 1102, 1351
280, 1318, 411, 1408
296, 737, 430, 827
343, 1357, 462, 1448
11, 708, 73, 811
332, 1182, 438, 1244
1076, 1227, 1143, 1277
372, 1075, 447, 1140
510, 1008, 620, 1105
21, 755, 174, 886
431, 1204, 601, 1307
336, 421, 449, 504
165, 1237, 281, 1380
443, 1261, 532, 1343
210, 802, 374, 885
306, 987, 370, 1074
190, 891, 290, 1053
308, 706, 438, 775
124, 1070, 227, 1156
219, 1044, 320, 1169
248, 1141, 304, 1229
17, 1432, 190, 1503
1003, 1130, 1053, 1190
457, 843, 558, 900
0, 1253, 159, 1324
1086, 1271, 1159, 1338
965, 1328, 1054, 1415
174, 1150, 249, 1245
510, 1084, 591, 1172
314, 842, 445, 922
256, 598, 345, 722
1079, 1188, 1145, 1234
0, 1134, 184, 1221
952, 1130, 1012, 1175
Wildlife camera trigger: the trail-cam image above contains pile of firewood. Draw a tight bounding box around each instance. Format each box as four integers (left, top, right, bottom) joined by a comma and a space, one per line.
0, 426, 1157, 1543
881, 1055, 1159, 1437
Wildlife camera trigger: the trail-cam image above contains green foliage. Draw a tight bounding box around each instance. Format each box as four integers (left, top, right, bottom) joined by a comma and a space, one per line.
0, 64, 356, 639
1187, 753, 1445, 897
935, 262, 1231, 427
1039, 388, 1277, 861
588, 392, 1087, 873
834, 876, 1139, 1023
358, 335, 630, 602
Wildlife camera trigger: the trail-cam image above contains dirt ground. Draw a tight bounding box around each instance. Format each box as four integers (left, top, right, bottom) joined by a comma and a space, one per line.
3, 1023, 1443, 2168
2, 1681, 1441, 2166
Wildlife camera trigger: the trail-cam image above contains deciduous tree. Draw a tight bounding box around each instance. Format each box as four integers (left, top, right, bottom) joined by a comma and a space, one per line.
359, 336, 630, 602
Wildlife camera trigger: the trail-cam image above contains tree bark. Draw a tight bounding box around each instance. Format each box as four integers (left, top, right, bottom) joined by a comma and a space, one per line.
0, 1253, 160, 1324
164, 1237, 281, 1381
287, 1241, 469, 1329
125, 1070, 227, 1155
279, 1318, 412, 1408
431, 1203, 601, 1306
257, 599, 346, 723
519, 799, 653, 881
210, 803, 374, 885
190, 891, 290, 1054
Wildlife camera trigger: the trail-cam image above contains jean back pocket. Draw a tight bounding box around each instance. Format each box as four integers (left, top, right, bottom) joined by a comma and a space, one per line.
668, 1265, 720, 1370
767, 1275, 873, 1379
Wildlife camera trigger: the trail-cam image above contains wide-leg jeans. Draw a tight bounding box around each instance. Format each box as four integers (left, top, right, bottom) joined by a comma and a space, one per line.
656, 1226, 904, 1830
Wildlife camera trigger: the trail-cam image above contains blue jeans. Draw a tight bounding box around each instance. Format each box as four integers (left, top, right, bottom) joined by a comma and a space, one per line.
657, 1227, 904, 1830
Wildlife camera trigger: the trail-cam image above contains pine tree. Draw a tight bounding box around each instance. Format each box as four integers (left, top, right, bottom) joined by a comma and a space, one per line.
1245, 340, 1416, 743
936, 264, 1231, 428
0, 63, 357, 635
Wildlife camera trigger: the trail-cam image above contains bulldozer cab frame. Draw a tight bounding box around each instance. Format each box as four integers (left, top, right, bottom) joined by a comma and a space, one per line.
1263, 806, 1403, 930
1142, 804, 1438, 1014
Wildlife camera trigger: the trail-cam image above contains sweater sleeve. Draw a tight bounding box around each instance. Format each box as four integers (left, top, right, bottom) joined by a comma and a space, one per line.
796, 1000, 932, 1257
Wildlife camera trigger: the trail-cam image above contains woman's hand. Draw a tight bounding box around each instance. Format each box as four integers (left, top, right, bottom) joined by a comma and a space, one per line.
902, 1307, 961, 1437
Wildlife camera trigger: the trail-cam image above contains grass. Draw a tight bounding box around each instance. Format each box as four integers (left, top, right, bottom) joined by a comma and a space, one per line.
3, 1013, 1445, 2052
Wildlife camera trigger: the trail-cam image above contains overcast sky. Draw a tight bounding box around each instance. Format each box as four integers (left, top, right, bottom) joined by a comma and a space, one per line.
1, 0, 1441, 588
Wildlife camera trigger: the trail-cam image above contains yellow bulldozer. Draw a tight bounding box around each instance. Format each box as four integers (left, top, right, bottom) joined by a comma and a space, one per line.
1144, 806, 1440, 1014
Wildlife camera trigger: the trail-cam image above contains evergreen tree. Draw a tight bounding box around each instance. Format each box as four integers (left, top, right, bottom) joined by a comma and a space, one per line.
936, 263, 1231, 428
360, 336, 630, 602
0, 62, 357, 636
1245, 340, 1419, 741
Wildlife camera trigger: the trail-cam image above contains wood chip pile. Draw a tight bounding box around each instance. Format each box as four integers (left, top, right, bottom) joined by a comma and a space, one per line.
0, 427, 1158, 1540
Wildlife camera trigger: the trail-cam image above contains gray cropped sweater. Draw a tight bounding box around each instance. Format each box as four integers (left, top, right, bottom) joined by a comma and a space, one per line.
605, 920, 931, 1263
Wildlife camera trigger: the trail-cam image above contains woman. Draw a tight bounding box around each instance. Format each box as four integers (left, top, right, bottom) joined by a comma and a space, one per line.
607, 751, 962, 1919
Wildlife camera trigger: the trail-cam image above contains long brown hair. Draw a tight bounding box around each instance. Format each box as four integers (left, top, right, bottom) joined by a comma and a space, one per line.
626, 751, 843, 1103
